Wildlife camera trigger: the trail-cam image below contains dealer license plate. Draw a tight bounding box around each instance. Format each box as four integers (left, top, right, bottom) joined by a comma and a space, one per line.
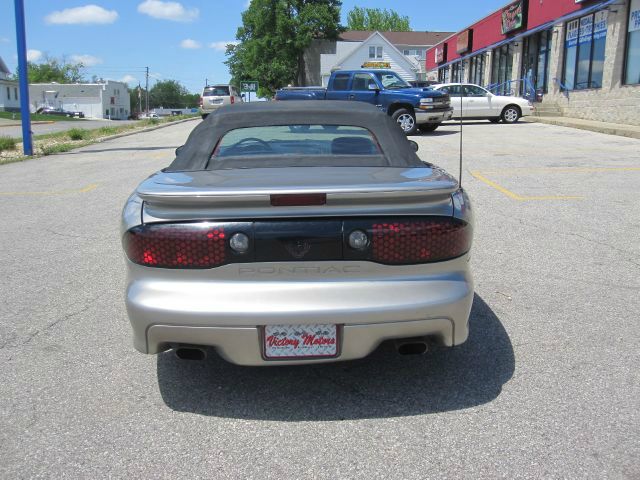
263, 324, 339, 359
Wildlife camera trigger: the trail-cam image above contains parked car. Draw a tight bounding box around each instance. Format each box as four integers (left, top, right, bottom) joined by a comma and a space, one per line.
431, 83, 534, 123
275, 70, 453, 135
199, 84, 242, 119
121, 101, 474, 366
39, 107, 79, 118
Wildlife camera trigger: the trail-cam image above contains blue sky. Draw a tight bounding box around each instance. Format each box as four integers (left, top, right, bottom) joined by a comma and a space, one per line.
1, 0, 509, 93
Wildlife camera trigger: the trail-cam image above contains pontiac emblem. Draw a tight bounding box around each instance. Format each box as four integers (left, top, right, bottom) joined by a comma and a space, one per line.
285, 239, 311, 259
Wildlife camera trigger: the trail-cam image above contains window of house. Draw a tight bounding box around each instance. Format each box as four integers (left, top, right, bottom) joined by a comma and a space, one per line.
369, 46, 376, 59
332, 73, 351, 90
625, 0, 640, 84
14, 88, 18, 100
563, 11, 608, 90
6, 87, 9, 99
376, 46, 383, 59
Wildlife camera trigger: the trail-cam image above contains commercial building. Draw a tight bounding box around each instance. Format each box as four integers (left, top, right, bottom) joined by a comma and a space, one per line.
0, 56, 20, 112
302, 31, 452, 86
28, 80, 130, 119
426, 0, 640, 125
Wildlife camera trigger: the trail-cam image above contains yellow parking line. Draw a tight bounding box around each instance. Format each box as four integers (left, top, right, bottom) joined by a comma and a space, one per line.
478, 167, 640, 175
0, 183, 98, 196
470, 172, 583, 201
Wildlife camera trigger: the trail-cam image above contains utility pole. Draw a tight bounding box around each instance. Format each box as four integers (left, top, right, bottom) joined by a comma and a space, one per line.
145, 66, 149, 114
205, 78, 208, 87
137, 83, 142, 115
13, 0, 33, 155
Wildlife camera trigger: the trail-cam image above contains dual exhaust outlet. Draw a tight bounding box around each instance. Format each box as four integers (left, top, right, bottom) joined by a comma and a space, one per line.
174, 339, 428, 361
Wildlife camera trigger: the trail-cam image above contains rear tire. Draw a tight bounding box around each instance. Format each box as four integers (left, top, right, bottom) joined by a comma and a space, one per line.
489, 118, 501, 123
391, 108, 418, 135
420, 124, 439, 133
501, 106, 521, 124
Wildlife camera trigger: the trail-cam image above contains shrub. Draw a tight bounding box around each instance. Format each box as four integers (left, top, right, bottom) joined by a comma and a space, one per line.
41, 143, 74, 155
67, 128, 89, 141
0, 136, 17, 152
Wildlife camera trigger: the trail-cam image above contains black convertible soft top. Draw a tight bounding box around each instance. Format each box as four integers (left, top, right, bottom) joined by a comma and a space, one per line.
166, 101, 425, 171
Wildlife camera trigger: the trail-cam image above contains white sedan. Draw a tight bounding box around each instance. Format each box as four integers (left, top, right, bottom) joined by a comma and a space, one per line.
431, 83, 534, 124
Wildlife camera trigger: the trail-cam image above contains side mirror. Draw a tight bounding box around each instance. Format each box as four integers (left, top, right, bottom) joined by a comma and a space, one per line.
409, 140, 419, 152
175, 145, 184, 156
368, 83, 380, 92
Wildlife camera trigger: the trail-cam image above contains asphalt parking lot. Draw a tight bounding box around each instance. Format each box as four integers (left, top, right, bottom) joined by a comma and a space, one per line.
0, 119, 638, 478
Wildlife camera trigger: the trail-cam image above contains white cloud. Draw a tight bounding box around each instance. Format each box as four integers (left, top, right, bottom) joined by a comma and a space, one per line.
27, 49, 43, 62
180, 39, 202, 49
45, 5, 118, 25
137, 0, 199, 22
120, 75, 138, 85
209, 41, 238, 52
70, 54, 103, 66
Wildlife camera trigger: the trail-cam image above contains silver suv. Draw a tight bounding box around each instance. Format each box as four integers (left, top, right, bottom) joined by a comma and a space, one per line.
199, 84, 241, 119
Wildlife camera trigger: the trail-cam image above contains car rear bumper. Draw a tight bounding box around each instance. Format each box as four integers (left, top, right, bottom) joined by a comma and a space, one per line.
200, 104, 225, 114
125, 258, 474, 365
416, 108, 453, 125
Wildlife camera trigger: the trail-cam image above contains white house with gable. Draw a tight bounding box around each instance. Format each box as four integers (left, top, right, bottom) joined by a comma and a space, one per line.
0, 56, 20, 112
28, 80, 130, 119
319, 31, 453, 87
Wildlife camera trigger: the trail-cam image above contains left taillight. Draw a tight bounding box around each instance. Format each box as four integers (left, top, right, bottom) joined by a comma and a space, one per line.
123, 223, 227, 268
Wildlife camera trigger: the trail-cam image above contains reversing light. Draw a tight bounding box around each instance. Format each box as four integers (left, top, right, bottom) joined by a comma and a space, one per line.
229, 232, 250, 253
348, 230, 369, 250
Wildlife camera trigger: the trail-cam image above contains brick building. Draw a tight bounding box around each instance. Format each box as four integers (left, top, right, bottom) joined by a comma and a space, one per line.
426, 0, 640, 125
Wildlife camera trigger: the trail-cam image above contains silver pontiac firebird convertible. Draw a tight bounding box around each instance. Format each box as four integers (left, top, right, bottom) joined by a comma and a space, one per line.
121, 101, 474, 365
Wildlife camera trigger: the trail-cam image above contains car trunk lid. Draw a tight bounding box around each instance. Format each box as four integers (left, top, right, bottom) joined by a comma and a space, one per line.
138, 166, 458, 221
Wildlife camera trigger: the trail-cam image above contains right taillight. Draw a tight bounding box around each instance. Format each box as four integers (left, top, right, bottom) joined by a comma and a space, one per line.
345, 217, 471, 265
371, 219, 471, 264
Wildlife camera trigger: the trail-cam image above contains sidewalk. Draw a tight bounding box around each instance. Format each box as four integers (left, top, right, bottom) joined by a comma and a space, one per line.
525, 116, 640, 140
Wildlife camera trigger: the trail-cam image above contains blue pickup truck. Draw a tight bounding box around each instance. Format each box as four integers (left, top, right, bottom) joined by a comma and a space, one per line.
275, 70, 452, 134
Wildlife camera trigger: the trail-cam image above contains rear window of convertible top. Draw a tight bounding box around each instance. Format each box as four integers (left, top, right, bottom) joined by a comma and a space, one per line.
209, 125, 384, 168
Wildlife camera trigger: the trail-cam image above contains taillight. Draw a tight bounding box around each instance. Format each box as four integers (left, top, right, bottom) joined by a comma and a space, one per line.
371, 219, 470, 264
123, 223, 227, 268
345, 217, 471, 264
270, 193, 327, 206
230, 96, 235, 104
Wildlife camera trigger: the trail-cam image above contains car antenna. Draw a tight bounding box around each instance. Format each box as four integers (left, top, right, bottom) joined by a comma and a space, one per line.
458, 85, 464, 187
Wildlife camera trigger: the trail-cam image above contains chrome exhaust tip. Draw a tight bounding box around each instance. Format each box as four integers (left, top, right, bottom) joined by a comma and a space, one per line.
174, 346, 207, 361
395, 340, 428, 355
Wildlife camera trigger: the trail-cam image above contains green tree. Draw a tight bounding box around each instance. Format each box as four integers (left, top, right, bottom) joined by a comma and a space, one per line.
225, 0, 342, 97
346, 7, 411, 31
14, 56, 86, 83
149, 80, 189, 108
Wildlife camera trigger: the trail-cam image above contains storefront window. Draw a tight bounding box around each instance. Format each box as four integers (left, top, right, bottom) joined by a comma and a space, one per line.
491, 43, 514, 94
563, 11, 608, 90
625, 0, 640, 84
469, 54, 486, 86
521, 29, 552, 96
451, 62, 463, 82
438, 66, 450, 83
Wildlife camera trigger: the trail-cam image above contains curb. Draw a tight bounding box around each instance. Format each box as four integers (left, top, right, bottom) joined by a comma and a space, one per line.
91, 116, 199, 144
0, 120, 56, 127
525, 117, 640, 140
